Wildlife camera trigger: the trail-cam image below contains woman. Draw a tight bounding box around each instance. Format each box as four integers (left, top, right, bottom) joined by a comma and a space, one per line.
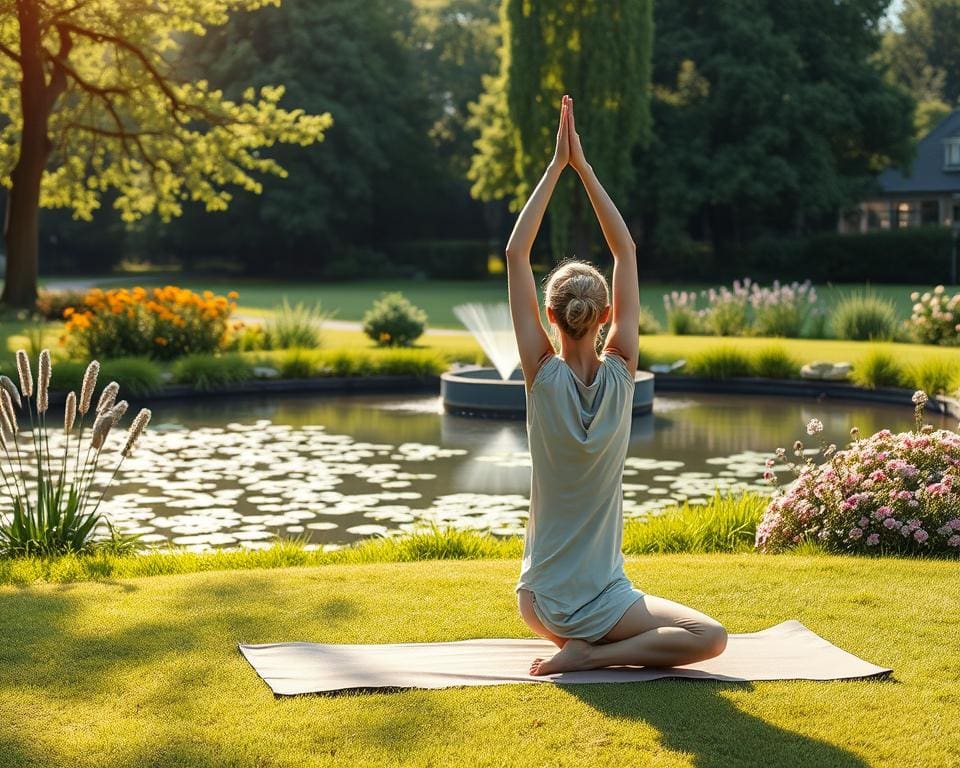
508, 95, 728, 676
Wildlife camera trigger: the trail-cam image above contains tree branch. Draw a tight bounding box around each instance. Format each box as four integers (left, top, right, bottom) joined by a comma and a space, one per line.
0, 41, 20, 64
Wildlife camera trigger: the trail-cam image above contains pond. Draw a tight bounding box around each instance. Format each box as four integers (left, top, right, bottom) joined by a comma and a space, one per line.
22, 391, 954, 552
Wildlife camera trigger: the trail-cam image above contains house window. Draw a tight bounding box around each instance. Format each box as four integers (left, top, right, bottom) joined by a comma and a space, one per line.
945, 139, 960, 169
921, 200, 940, 225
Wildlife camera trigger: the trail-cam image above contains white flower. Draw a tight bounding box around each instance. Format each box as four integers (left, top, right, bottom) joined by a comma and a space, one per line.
912, 390, 929, 407
806, 419, 824, 436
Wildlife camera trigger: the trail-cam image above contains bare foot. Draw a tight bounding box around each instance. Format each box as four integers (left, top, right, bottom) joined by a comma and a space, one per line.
529, 638, 594, 676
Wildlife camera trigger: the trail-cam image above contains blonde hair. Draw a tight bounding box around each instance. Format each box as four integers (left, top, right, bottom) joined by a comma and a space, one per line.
543, 259, 610, 341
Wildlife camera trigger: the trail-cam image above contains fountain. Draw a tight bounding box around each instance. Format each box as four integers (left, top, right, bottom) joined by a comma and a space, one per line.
441, 301, 654, 418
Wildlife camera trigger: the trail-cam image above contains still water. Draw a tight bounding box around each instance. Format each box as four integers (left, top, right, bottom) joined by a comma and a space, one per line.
52, 390, 947, 552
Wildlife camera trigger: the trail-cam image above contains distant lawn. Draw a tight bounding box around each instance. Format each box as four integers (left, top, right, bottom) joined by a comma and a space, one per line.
0, 554, 956, 767
74, 274, 956, 329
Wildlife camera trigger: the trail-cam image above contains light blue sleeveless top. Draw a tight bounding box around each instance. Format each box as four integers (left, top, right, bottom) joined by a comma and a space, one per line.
516, 351, 645, 642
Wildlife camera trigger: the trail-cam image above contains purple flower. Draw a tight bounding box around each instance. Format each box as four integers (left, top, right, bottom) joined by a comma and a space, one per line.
914, 529, 929, 543
849, 527, 863, 539
866, 533, 880, 546
858, 516, 869, 528
883, 517, 898, 529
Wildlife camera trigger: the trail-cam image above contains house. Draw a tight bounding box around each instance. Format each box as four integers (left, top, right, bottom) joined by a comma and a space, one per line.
839, 108, 960, 233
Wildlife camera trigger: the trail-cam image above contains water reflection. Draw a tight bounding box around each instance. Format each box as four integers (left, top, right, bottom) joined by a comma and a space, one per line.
1, 391, 949, 552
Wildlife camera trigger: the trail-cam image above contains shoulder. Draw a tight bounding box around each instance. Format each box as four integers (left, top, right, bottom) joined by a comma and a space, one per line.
602, 348, 637, 383
527, 351, 558, 393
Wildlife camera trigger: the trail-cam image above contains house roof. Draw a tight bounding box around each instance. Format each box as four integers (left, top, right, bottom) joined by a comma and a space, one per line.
878, 108, 960, 194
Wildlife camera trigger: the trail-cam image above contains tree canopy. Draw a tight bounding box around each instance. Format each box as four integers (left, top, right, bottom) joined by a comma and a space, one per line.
468, 0, 653, 261
0, 0, 330, 304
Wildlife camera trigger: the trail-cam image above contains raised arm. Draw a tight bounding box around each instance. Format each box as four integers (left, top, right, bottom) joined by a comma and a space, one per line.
505, 95, 571, 390
566, 97, 639, 374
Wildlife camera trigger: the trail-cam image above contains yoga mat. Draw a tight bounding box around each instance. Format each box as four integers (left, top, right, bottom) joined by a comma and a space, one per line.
239, 620, 892, 696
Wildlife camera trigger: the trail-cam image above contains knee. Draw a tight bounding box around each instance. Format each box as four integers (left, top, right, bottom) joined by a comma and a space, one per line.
703, 622, 728, 656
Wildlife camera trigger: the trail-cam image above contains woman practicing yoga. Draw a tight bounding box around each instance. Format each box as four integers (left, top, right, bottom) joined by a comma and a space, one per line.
510, 95, 728, 676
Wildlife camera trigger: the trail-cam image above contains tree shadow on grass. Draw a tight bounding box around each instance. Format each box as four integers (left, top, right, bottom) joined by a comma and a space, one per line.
559, 677, 891, 768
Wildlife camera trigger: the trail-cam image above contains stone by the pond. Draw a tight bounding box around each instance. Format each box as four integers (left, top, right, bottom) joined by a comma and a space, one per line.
800, 361, 852, 381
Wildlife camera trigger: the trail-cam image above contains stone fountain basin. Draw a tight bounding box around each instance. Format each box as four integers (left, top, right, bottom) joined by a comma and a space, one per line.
441, 364, 655, 419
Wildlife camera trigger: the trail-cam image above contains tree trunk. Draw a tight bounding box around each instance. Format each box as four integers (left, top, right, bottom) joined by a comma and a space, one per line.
2, 1, 52, 309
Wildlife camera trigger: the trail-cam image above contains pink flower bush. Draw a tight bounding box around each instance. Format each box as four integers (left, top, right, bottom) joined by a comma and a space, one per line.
908, 286, 960, 345
756, 393, 960, 556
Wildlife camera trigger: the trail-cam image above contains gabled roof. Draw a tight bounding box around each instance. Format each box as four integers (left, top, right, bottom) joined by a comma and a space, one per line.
878, 108, 960, 194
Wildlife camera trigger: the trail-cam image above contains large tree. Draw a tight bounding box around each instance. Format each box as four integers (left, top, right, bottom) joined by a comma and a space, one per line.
636, 0, 915, 261
468, 0, 653, 261
153, 0, 489, 274
0, 0, 330, 307
883, 0, 960, 107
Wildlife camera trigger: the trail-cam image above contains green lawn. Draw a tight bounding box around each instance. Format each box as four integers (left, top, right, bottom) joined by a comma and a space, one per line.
74, 274, 956, 329
1, 554, 956, 767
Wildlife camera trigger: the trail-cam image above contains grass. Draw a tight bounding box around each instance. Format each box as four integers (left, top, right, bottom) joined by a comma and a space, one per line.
0, 492, 769, 585
0, 553, 958, 767
82, 275, 955, 329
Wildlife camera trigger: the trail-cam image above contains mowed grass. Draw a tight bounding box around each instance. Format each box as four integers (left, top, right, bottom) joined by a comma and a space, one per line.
1, 554, 957, 767
83, 275, 954, 329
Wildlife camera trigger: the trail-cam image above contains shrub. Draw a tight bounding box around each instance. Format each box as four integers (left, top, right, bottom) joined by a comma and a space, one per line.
757, 392, 960, 557
753, 345, 800, 379
277, 348, 320, 379
700, 283, 750, 336
361, 292, 427, 347
907, 357, 960, 396
369, 348, 447, 375
226, 323, 267, 352
264, 299, 334, 350
52, 357, 163, 397
686, 346, 753, 379
831, 290, 899, 341
63, 286, 238, 360
851, 347, 907, 389
637, 306, 661, 335
387, 239, 490, 280
662, 290, 704, 335
907, 285, 960, 345
172, 354, 253, 391
749, 279, 817, 337
35, 289, 89, 321
0, 352, 149, 557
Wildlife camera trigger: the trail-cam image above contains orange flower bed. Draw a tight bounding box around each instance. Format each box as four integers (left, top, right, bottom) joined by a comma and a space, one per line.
63, 286, 239, 360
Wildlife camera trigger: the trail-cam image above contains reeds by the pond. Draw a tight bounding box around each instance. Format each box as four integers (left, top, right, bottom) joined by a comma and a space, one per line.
0, 351, 152, 557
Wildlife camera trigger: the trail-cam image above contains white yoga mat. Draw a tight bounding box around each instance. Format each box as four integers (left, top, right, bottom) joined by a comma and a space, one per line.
238, 620, 893, 696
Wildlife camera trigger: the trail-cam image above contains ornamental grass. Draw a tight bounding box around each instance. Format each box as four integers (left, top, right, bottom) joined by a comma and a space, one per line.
0, 351, 151, 557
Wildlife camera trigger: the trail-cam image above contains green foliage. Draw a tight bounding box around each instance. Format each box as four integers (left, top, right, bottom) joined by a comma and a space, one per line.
882, 0, 960, 106
264, 299, 333, 350
753, 346, 800, 380
724, 227, 954, 285
907, 356, 960, 396
387, 240, 491, 280
0, 3, 330, 224
64, 287, 236, 361
637, 306, 661, 335
361, 292, 428, 347
831, 290, 900, 341
470, 0, 653, 257
686, 346, 754, 379
621, 492, 765, 554
34, 289, 88, 321
0, 353, 146, 557
172, 354, 253, 391
53, 357, 163, 397
851, 347, 908, 389
276, 348, 320, 379
637, 1, 915, 262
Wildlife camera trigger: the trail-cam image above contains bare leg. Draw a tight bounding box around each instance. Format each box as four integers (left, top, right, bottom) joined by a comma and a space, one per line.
530, 593, 727, 676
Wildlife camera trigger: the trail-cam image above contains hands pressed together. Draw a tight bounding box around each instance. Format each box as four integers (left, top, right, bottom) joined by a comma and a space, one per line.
552, 94, 588, 173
